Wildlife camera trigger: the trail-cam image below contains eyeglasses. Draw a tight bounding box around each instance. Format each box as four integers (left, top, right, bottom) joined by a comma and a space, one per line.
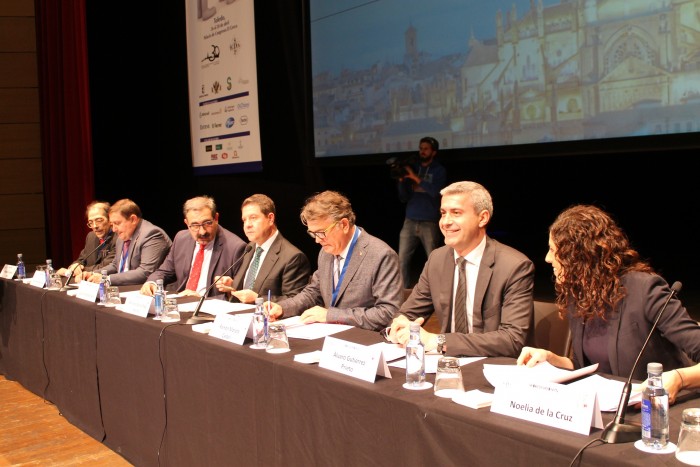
87, 217, 107, 228
188, 220, 215, 231
307, 220, 338, 239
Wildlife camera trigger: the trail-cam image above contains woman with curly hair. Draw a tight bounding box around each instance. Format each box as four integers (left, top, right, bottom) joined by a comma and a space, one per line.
518, 205, 700, 404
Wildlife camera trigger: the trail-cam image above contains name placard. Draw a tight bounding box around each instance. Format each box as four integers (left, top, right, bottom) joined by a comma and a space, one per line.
1, 264, 17, 279
118, 294, 153, 318
490, 380, 603, 435
209, 313, 253, 345
29, 270, 46, 288
318, 336, 391, 383
75, 281, 100, 303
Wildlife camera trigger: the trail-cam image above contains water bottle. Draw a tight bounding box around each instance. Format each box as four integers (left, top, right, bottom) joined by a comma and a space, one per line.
642, 362, 670, 449
98, 269, 110, 304
405, 322, 425, 387
251, 297, 267, 348
154, 279, 165, 319
45, 259, 55, 286
16, 253, 26, 280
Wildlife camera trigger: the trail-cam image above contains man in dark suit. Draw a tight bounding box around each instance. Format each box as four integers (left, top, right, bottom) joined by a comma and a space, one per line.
389, 181, 535, 357
140, 196, 246, 298
268, 190, 402, 331
215, 194, 310, 303
57, 200, 117, 281
85, 199, 172, 286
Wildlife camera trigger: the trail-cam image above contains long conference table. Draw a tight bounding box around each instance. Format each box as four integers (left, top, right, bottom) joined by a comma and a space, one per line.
1, 277, 696, 466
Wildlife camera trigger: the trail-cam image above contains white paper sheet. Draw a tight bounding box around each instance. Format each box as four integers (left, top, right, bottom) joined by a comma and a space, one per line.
276, 316, 353, 340
177, 299, 254, 316
567, 374, 643, 412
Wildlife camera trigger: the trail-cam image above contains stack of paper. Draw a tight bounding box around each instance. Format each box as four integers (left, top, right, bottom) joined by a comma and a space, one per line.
482, 361, 598, 387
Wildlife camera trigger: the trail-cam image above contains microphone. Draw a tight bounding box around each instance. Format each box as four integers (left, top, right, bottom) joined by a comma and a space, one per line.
186, 244, 253, 325
601, 280, 682, 444
61, 232, 113, 291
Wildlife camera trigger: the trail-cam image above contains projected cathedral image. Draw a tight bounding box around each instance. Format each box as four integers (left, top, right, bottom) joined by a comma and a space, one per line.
311, 0, 700, 157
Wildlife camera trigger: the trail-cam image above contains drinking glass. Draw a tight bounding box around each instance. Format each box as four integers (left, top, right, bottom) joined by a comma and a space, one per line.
265, 323, 290, 353
105, 286, 122, 307
48, 273, 63, 291
161, 298, 181, 323
434, 356, 464, 398
677, 408, 700, 465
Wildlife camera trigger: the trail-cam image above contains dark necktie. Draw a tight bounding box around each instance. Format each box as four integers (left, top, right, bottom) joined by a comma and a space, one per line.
454, 257, 468, 334
245, 247, 263, 290
333, 255, 343, 287
186, 243, 206, 291
119, 240, 131, 272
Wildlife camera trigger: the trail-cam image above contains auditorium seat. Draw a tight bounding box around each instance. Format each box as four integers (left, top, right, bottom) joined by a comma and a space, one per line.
533, 301, 572, 358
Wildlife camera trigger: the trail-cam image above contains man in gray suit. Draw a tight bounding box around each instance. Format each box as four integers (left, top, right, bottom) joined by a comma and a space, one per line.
85, 199, 172, 286
140, 196, 246, 298
268, 190, 402, 331
215, 194, 311, 303
389, 181, 534, 357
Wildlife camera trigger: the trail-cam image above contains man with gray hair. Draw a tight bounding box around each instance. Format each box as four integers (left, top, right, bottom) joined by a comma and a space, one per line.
267, 190, 402, 331
389, 181, 534, 357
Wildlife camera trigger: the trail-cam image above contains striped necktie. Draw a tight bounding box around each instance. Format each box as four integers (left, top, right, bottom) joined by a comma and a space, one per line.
454, 257, 468, 334
119, 240, 131, 273
244, 247, 263, 290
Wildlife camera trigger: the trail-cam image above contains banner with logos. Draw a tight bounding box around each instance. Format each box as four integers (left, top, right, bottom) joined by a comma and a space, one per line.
185, 0, 262, 175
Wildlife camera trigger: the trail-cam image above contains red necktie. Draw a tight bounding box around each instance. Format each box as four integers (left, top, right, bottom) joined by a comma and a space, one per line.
186, 243, 205, 292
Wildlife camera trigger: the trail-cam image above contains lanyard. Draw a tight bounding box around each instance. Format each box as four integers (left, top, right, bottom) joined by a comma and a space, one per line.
331, 227, 360, 307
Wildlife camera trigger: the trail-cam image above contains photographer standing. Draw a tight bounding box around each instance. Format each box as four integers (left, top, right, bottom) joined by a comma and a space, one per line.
397, 136, 447, 288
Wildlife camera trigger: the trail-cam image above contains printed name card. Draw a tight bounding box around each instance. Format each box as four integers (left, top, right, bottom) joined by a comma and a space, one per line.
75, 281, 100, 303
318, 336, 391, 383
490, 380, 603, 435
118, 294, 153, 318
1, 264, 17, 279
29, 270, 46, 288
209, 313, 253, 345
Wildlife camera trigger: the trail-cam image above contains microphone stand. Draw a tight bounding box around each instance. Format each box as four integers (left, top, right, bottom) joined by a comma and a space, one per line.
600, 281, 682, 443
59, 260, 85, 292
186, 245, 252, 325
60, 233, 113, 292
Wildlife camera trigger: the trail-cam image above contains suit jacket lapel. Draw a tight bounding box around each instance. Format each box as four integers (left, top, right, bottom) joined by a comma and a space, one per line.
472, 237, 495, 332
252, 235, 282, 292
335, 233, 367, 303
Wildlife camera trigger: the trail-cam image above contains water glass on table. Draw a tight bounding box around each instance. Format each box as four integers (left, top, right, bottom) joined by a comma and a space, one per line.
161, 298, 181, 323
265, 323, 290, 353
677, 408, 700, 465
434, 356, 464, 398
105, 286, 122, 307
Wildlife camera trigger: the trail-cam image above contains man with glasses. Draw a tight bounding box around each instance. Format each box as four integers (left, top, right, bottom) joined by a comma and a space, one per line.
85, 198, 172, 286
57, 201, 117, 281
267, 190, 402, 331
214, 194, 311, 303
140, 195, 246, 298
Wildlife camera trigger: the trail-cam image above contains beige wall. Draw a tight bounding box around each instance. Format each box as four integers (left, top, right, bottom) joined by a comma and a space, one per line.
0, 0, 45, 271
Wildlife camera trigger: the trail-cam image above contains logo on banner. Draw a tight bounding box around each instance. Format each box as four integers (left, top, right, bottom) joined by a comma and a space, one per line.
226, 117, 235, 128
202, 45, 220, 62
230, 37, 241, 54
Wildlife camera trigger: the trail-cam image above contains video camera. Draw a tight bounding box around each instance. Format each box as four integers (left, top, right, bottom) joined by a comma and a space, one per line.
386, 153, 418, 180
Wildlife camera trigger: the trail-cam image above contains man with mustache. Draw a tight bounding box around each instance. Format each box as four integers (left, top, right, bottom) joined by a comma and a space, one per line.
140, 195, 246, 298
57, 200, 117, 282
